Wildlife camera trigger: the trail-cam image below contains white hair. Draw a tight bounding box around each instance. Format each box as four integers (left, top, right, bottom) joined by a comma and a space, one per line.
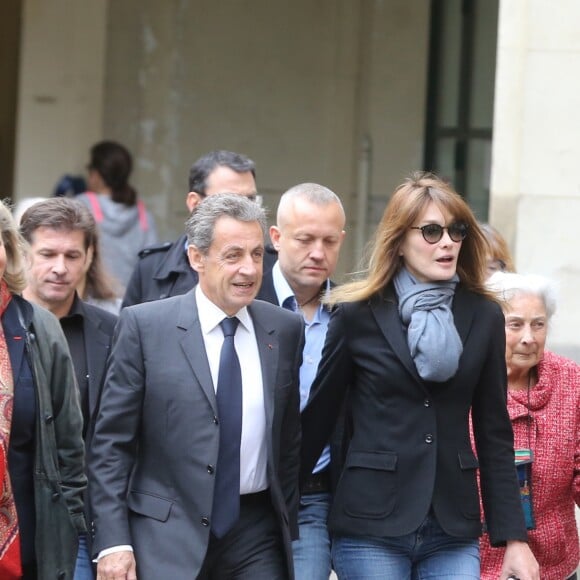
487, 271, 557, 320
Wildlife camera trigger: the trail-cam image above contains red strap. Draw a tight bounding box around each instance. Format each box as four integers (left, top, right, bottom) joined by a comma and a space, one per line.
86, 192, 148, 231
137, 200, 149, 231
85, 192, 104, 223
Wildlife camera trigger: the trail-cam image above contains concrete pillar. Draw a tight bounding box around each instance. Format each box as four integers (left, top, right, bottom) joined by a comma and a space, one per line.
13, 0, 108, 200
490, 0, 580, 359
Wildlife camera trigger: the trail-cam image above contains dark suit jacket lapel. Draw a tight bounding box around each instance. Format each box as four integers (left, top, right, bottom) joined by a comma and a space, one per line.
81, 303, 113, 419
256, 270, 279, 304
369, 288, 422, 383
177, 290, 217, 414
248, 303, 278, 438
452, 284, 476, 345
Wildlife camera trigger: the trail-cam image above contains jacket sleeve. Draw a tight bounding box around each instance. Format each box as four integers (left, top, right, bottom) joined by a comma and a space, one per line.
122, 260, 145, 308
300, 304, 352, 481
88, 307, 144, 553
471, 301, 527, 546
33, 306, 87, 533
278, 316, 304, 540
574, 366, 580, 507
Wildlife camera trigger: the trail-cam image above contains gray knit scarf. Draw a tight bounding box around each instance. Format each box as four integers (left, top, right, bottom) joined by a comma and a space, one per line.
393, 267, 462, 382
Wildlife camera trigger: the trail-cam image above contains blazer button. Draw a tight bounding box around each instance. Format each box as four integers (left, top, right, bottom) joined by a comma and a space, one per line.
213, 415, 219, 425
424, 398, 431, 407
201, 516, 210, 526
425, 434, 433, 444
51, 492, 60, 502
207, 465, 214, 474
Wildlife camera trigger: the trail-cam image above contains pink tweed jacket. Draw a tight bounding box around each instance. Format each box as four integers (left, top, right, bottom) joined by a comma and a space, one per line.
480, 350, 580, 580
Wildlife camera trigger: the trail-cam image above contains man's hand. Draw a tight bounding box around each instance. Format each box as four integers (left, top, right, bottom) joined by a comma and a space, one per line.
97, 551, 137, 580
500, 540, 539, 580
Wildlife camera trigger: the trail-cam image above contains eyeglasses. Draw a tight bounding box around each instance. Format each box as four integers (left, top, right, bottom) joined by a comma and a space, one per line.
410, 222, 468, 244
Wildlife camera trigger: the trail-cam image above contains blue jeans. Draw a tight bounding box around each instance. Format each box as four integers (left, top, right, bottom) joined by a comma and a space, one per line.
74, 534, 94, 580
292, 492, 332, 580
332, 512, 479, 579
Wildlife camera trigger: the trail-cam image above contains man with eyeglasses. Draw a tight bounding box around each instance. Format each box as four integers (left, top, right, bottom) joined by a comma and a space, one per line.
122, 149, 276, 307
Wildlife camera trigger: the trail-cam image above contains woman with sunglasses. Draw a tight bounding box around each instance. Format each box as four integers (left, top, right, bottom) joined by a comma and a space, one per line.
300, 172, 539, 579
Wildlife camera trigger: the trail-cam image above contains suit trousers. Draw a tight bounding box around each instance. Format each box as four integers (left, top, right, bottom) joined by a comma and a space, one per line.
197, 490, 287, 580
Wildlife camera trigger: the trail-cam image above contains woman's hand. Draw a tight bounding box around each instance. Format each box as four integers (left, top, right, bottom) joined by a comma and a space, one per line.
500, 540, 539, 580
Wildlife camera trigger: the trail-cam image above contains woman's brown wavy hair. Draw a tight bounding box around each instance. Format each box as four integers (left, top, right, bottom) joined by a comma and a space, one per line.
328, 172, 491, 305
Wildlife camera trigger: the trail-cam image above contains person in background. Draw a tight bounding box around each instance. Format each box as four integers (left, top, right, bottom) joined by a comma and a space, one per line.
480, 271, 580, 580
0, 201, 86, 579
12, 197, 47, 225
122, 149, 276, 307
53, 174, 87, 198
300, 172, 539, 579
76, 215, 122, 315
480, 222, 515, 277
89, 194, 303, 579
259, 183, 346, 579
77, 140, 158, 289
14, 198, 121, 315
20, 198, 118, 580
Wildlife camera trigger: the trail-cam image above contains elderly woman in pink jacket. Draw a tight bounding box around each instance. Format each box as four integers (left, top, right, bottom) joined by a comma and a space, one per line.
481, 272, 580, 580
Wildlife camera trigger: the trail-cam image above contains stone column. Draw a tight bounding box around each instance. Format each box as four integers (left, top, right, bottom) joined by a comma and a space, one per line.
13, 0, 109, 200
490, 0, 580, 359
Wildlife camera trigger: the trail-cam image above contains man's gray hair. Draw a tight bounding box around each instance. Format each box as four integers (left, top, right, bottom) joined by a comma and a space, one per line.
277, 182, 343, 223
487, 271, 557, 320
186, 193, 267, 254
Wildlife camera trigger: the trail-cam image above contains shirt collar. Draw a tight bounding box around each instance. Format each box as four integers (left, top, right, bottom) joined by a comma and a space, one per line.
272, 261, 295, 307
62, 292, 84, 320
195, 285, 252, 334
271, 260, 332, 311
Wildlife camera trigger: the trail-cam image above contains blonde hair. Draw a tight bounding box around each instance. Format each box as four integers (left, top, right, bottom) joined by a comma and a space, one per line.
0, 200, 29, 293
480, 223, 515, 273
329, 172, 490, 305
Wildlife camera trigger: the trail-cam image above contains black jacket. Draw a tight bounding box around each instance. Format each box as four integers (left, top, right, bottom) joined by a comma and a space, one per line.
5, 295, 86, 579
67, 296, 117, 443
301, 284, 528, 546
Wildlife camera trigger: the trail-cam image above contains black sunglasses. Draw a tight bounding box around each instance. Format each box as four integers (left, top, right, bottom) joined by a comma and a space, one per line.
410, 222, 468, 244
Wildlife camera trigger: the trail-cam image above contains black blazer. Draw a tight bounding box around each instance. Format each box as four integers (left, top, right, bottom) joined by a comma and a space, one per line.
301, 284, 528, 546
74, 298, 117, 438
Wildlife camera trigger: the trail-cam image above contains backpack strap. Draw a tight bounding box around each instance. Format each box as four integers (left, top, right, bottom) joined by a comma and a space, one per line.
85, 192, 104, 223
87, 192, 148, 231
137, 199, 149, 231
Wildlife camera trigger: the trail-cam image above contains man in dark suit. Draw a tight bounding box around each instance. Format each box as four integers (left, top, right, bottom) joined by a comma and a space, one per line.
260, 183, 346, 580
90, 193, 304, 579
19, 198, 118, 580
122, 149, 276, 307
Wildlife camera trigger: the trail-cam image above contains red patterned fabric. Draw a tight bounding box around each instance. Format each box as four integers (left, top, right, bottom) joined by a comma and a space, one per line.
480, 350, 580, 580
0, 280, 21, 579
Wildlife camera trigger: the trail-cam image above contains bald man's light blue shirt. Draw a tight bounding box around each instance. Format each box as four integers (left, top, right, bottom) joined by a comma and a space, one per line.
272, 261, 330, 474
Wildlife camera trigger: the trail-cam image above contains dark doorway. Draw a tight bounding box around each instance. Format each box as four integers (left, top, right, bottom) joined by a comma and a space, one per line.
0, 1, 22, 200
424, 0, 499, 219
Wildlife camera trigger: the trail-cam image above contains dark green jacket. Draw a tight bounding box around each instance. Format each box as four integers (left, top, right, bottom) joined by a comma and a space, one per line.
6, 296, 87, 579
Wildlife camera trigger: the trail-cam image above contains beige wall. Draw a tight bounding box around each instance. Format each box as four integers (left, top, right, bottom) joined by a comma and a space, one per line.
13, 0, 108, 200
13, 0, 429, 277
103, 0, 430, 275
490, 0, 580, 360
